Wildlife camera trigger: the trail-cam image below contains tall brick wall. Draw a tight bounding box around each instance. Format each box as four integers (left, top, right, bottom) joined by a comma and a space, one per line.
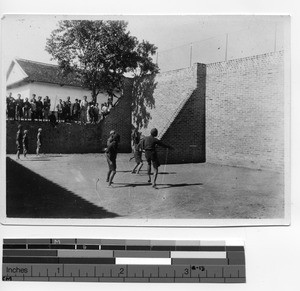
100, 78, 133, 153
158, 64, 206, 163
140, 65, 200, 139
206, 51, 285, 171
6, 79, 133, 154
140, 64, 206, 163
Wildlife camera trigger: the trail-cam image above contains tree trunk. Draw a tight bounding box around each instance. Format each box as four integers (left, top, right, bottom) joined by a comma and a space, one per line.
91, 89, 97, 104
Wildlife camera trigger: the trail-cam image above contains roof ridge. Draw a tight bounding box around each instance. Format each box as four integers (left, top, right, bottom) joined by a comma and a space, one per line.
16, 58, 59, 68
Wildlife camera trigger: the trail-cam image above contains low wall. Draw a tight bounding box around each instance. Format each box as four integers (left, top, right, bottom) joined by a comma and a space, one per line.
6, 121, 102, 154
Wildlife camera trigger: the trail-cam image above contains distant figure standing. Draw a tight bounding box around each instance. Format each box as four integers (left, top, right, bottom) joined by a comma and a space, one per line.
105, 131, 120, 186
94, 103, 100, 123
30, 98, 36, 121
65, 96, 72, 122
36, 96, 43, 121
23, 130, 29, 158
16, 124, 23, 160
7, 93, 15, 120
43, 96, 51, 121
56, 99, 63, 122
80, 96, 88, 124
101, 103, 109, 118
15, 94, 23, 121
23, 98, 31, 120
72, 99, 80, 122
107, 96, 113, 108
36, 128, 43, 156
142, 128, 173, 187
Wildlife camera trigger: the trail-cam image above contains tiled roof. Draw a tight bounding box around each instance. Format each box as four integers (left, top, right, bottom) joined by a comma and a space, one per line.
15, 58, 82, 87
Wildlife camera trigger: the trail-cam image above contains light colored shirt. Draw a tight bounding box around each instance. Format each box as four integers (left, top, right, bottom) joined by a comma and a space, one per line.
80, 100, 88, 110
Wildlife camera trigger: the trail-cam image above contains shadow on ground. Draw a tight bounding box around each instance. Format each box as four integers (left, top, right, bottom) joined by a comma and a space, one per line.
155, 183, 203, 189
111, 182, 203, 189
6, 157, 119, 219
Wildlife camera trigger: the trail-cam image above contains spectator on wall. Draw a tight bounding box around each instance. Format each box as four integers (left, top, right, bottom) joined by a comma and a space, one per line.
43, 96, 51, 121
101, 103, 109, 118
63, 101, 71, 122
56, 99, 63, 122
80, 96, 88, 125
15, 94, 23, 121
30, 98, 36, 121
7, 93, 16, 120
6, 92, 12, 119
72, 99, 80, 122
107, 96, 113, 109
94, 103, 100, 123
88, 103, 95, 123
66, 96, 72, 119
87, 102, 91, 123
23, 97, 31, 120
36, 96, 43, 121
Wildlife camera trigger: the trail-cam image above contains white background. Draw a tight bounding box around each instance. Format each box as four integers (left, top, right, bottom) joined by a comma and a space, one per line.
0, 0, 299, 291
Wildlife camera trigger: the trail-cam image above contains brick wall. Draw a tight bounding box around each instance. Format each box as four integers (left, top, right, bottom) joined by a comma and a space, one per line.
6, 79, 133, 154
157, 64, 206, 163
140, 65, 199, 139
206, 51, 285, 171
100, 78, 133, 153
139, 64, 206, 164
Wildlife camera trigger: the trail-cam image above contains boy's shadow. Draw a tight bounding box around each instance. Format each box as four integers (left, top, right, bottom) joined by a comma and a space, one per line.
155, 183, 203, 189
111, 182, 203, 189
111, 182, 150, 188
159, 172, 177, 175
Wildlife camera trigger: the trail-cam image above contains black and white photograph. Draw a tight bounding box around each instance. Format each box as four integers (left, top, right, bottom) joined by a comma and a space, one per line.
1, 15, 290, 225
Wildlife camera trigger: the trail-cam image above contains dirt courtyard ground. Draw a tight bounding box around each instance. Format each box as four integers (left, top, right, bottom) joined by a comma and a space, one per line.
6, 153, 284, 220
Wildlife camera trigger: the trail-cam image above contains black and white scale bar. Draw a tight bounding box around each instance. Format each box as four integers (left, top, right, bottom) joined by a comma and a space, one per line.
2, 239, 245, 283
2, 263, 245, 283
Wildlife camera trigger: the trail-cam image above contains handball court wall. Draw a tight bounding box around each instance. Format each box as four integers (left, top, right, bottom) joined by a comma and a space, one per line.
6, 51, 285, 171
151, 51, 285, 171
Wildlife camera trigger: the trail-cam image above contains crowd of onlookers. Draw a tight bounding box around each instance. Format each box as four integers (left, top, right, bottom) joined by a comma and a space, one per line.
6, 92, 114, 126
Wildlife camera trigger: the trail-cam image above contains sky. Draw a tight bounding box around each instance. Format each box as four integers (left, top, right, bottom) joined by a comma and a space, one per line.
2, 15, 288, 73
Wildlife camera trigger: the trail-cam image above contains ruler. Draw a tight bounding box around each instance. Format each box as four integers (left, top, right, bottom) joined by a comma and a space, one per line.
2, 239, 246, 283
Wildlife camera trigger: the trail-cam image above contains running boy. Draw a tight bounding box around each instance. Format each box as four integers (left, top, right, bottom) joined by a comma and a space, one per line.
142, 128, 173, 187
36, 128, 43, 156
105, 131, 120, 186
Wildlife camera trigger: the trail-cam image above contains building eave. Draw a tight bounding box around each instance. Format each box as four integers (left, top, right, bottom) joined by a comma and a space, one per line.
6, 79, 87, 90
